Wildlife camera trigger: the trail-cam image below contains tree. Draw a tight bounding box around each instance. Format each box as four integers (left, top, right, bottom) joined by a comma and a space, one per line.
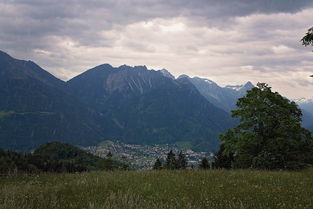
153, 158, 162, 170
219, 83, 313, 170
301, 27, 313, 77
211, 144, 233, 169
301, 27, 313, 47
107, 152, 113, 159
177, 151, 187, 169
164, 150, 176, 169
199, 158, 210, 169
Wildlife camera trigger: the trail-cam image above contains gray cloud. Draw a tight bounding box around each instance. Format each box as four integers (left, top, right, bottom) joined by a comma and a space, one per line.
0, 0, 313, 98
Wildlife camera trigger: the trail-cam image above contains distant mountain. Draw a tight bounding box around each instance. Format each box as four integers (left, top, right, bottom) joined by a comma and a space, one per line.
181, 75, 254, 112
0, 50, 275, 153
296, 98, 313, 115
0, 50, 104, 151
294, 98, 313, 131
68, 64, 235, 151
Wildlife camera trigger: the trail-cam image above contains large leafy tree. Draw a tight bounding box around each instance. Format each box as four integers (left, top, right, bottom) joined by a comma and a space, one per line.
220, 83, 313, 170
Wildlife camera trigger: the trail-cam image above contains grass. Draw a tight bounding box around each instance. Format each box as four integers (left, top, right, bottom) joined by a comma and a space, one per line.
0, 111, 55, 119
0, 169, 313, 209
0, 111, 15, 119
175, 141, 193, 149
97, 140, 111, 146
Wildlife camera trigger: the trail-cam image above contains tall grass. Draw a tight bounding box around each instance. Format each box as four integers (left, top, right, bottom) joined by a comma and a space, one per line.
0, 169, 312, 209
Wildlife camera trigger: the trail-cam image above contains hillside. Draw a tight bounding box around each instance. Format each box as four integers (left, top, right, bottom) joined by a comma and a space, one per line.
33, 142, 128, 171
0, 142, 128, 174
0, 50, 104, 151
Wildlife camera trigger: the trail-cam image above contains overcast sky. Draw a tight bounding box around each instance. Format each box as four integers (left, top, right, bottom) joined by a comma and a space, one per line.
1, 0, 313, 99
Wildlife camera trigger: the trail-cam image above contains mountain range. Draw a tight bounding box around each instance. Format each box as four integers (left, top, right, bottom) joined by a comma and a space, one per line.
0, 50, 312, 152
294, 98, 313, 130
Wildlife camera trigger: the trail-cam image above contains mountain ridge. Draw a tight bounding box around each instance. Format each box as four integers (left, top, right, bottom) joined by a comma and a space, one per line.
67, 64, 235, 151
0, 50, 104, 151
1, 50, 310, 152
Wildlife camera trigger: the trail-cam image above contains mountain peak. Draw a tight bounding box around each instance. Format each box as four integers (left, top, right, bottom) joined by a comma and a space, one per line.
177, 74, 190, 79
0, 49, 10, 55
159, 69, 175, 79
225, 81, 254, 92
192, 77, 218, 86
118, 65, 148, 71
94, 63, 113, 70
294, 98, 313, 104
224, 85, 244, 91
0, 50, 13, 61
80, 64, 114, 75
243, 81, 254, 88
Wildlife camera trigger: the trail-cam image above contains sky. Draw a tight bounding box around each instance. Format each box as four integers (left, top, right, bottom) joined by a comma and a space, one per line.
0, 0, 313, 99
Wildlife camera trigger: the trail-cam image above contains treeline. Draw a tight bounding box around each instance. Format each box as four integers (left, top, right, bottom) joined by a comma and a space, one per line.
153, 150, 212, 170
0, 142, 129, 175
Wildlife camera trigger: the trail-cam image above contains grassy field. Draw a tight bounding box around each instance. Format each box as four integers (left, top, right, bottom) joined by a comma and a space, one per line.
0, 169, 312, 209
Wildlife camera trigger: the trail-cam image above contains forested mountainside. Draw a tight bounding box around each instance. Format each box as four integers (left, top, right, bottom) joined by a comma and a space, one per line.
0, 51, 104, 151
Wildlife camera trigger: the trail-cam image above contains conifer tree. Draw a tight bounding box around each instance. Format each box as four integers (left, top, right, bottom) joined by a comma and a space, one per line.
211, 144, 233, 169
153, 158, 162, 170
107, 152, 113, 159
165, 150, 176, 169
177, 151, 187, 169
199, 158, 210, 169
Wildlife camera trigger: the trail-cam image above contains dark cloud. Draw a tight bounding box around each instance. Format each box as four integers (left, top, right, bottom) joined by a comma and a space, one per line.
0, 0, 313, 98
1, 0, 312, 51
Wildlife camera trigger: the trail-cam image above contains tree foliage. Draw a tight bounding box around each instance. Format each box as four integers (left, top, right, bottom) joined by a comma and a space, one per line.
219, 83, 313, 170
199, 158, 210, 169
211, 144, 233, 169
301, 27, 313, 77
153, 158, 162, 170
0, 142, 129, 175
177, 151, 187, 170
301, 27, 313, 47
155, 150, 188, 170
164, 150, 177, 169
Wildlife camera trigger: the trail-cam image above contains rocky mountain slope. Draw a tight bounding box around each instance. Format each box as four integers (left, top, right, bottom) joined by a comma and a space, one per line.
68, 64, 235, 151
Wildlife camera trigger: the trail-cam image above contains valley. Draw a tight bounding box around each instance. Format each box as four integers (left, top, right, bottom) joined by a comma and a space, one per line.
82, 141, 213, 169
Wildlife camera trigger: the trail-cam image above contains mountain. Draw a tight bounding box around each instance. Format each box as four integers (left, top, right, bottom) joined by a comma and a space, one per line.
0, 50, 104, 151
68, 64, 235, 151
182, 75, 254, 112
294, 98, 313, 131
296, 98, 313, 115
2, 50, 309, 153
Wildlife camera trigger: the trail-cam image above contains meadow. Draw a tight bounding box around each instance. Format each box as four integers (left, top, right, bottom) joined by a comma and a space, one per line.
0, 169, 312, 209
